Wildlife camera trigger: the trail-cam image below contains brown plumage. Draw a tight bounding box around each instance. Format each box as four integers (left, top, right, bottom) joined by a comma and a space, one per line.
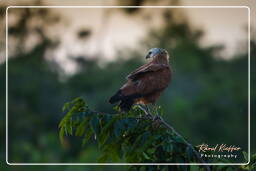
109, 48, 172, 111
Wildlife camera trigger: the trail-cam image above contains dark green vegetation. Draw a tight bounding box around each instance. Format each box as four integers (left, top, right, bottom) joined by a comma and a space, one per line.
59, 97, 255, 170
0, 1, 255, 171
59, 97, 204, 164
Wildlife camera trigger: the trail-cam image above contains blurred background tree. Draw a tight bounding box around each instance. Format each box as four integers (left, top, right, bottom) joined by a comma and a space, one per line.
0, 0, 254, 170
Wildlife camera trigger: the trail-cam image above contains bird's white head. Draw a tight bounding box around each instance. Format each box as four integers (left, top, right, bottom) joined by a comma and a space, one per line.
145, 48, 169, 60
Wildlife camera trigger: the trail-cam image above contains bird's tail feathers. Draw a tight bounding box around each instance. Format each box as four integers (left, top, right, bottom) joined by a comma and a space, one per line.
117, 93, 142, 112
119, 99, 134, 112
109, 91, 142, 112
109, 90, 122, 104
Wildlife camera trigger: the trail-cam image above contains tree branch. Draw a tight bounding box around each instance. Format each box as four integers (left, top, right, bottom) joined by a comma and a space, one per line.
140, 108, 211, 171
159, 116, 211, 171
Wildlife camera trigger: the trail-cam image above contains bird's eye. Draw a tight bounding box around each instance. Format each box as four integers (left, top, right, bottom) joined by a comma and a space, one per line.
149, 51, 152, 55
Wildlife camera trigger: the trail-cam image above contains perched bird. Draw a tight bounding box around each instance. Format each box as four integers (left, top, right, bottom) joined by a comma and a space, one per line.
109, 48, 172, 114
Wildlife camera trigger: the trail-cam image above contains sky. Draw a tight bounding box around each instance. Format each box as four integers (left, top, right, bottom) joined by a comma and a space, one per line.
59, 7, 249, 58
1, 0, 255, 73
41, 0, 254, 59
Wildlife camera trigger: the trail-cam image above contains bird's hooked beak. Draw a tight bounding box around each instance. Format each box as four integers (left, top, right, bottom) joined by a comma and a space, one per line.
145, 54, 151, 59
145, 52, 153, 59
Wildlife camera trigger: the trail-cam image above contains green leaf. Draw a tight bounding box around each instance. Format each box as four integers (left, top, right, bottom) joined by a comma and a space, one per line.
67, 123, 73, 135
243, 151, 248, 161
111, 150, 120, 162
130, 131, 151, 153
114, 120, 125, 137
71, 97, 84, 105
90, 115, 100, 137
142, 152, 150, 160
59, 127, 65, 144
58, 116, 68, 128
98, 154, 109, 163
173, 135, 185, 144
113, 105, 120, 112
163, 142, 173, 153
62, 102, 71, 112
158, 105, 164, 116
75, 119, 89, 136
101, 114, 111, 125
186, 146, 194, 161
101, 117, 117, 135
82, 127, 93, 146
99, 130, 110, 147
125, 118, 137, 131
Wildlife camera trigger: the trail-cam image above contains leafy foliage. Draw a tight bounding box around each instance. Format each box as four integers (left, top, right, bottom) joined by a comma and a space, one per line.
59, 98, 256, 171
59, 97, 256, 171
59, 98, 199, 164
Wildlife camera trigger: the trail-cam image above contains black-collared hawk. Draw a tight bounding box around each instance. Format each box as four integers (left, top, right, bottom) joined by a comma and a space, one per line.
109, 48, 172, 112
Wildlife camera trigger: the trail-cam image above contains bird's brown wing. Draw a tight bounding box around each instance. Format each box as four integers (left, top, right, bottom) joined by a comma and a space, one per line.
121, 64, 171, 96
109, 64, 171, 111
126, 63, 169, 80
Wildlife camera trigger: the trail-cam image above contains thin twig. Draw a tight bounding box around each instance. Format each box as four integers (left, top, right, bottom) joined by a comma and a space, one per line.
137, 104, 154, 119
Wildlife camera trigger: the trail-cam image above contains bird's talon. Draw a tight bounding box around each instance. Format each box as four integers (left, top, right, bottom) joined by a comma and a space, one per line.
153, 115, 160, 121
145, 114, 153, 119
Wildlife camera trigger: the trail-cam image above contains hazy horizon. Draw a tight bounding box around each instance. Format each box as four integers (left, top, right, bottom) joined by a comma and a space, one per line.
1, 0, 254, 73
